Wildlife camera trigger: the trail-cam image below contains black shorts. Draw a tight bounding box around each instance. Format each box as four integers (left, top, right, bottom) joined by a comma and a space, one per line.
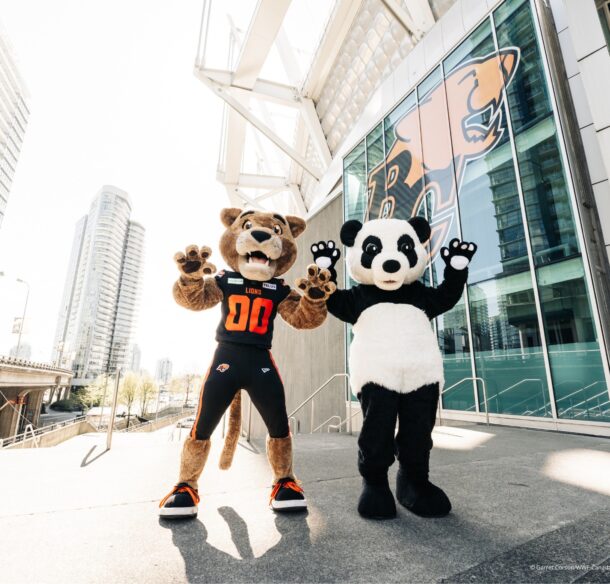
191, 342, 289, 440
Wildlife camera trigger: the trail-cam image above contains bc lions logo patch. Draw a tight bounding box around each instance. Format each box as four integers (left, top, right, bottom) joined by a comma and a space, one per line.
367, 48, 520, 259
216, 363, 230, 373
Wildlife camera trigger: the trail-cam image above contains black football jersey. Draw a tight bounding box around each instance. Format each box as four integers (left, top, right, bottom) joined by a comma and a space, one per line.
214, 270, 292, 349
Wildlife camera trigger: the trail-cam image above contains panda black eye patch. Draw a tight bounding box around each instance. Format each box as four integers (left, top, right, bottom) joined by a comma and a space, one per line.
397, 234, 418, 267
361, 235, 382, 268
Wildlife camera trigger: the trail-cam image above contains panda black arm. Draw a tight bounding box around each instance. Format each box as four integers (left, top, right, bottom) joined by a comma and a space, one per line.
326, 287, 360, 325
423, 238, 477, 319
423, 266, 468, 319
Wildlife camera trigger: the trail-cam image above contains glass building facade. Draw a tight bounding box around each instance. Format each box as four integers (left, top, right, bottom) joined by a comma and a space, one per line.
343, 0, 610, 425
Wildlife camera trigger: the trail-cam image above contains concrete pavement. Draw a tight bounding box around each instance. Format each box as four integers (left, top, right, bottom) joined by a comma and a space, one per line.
1, 421, 609, 583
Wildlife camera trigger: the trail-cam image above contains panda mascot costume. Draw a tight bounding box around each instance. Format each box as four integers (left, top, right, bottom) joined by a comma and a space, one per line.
312, 217, 476, 520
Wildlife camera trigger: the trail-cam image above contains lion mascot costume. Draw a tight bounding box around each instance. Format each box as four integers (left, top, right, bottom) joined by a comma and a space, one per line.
159, 208, 335, 518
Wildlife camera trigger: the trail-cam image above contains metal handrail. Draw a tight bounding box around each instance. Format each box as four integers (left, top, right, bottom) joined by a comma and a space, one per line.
1, 414, 88, 448
312, 415, 341, 433
554, 381, 606, 404
241, 373, 351, 440
330, 407, 361, 431
120, 407, 195, 433
288, 373, 350, 417
561, 389, 609, 416
491, 378, 546, 413
288, 373, 351, 436
441, 376, 489, 426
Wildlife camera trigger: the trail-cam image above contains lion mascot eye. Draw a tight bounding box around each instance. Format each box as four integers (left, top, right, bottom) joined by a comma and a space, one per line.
243, 220, 253, 230
273, 224, 283, 235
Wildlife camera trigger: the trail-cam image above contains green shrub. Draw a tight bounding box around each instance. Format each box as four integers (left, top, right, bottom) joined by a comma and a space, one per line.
49, 398, 82, 412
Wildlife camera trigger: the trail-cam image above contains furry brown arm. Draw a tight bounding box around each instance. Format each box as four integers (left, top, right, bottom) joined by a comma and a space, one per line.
278, 264, 335, 330
172, 244, 223, 311
173, 276, 223, 311
278, 289, 328, 330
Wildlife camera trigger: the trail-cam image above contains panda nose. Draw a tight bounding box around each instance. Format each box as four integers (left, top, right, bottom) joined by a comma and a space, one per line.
251, 230, 271, 243
382, 259, 401, 273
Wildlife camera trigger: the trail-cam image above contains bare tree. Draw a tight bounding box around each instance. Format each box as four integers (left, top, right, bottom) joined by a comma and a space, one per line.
119, 372, 138, 428
138, 376, 157, 417
184, 373, 202, 407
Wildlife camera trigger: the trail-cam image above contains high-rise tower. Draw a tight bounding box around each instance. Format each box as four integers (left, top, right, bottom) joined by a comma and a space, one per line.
0, 25, 30, 229
53, 186, 145, 387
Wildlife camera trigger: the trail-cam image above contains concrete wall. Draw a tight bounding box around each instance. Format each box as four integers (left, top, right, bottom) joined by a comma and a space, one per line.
4, 419, 96, 449
244, 195, 347, 439
550, 0, 610, 265
125, 411, 196, 433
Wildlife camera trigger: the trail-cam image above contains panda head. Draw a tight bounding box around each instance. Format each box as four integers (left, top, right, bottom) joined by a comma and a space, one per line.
340, 217, 431, 291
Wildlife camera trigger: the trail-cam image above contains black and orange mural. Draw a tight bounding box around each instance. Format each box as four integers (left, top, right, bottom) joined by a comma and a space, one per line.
367, 48, 520, 259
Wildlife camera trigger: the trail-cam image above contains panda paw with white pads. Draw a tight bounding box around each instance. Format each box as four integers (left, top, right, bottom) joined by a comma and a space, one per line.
311, 240, 341, 283
441, 238, 477, 271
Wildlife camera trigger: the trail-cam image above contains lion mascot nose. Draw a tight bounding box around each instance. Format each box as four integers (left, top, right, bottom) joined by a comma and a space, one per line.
251, 230, 271, 243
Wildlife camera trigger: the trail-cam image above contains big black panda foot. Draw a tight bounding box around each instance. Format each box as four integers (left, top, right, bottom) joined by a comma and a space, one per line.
357, 477, 397, 520
396, 466, 451, 518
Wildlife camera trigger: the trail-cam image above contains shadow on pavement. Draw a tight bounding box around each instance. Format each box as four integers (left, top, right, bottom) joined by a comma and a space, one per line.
159, 507, 311, 583
80, 444, 109, 467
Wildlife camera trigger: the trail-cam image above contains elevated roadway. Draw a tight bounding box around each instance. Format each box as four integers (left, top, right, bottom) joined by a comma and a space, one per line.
0, 356, 72, 439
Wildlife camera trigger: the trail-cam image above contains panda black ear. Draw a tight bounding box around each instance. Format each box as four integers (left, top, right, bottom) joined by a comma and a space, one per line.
408, 216, 431, 243
340, 220, 362, 247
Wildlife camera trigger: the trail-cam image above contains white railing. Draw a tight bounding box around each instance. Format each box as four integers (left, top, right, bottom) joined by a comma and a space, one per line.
0, 415, 88, 449
440, 376, 489, 426
242, 373, 352, 440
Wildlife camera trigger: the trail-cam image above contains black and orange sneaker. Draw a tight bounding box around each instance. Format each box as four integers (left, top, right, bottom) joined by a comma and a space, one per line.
269, 477, 307, 512
158, 482, 200, 518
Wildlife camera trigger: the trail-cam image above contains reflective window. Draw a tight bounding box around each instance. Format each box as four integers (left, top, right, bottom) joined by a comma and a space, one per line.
343, 141, 366, 223
341, 0, 610, 424
366, 124, 386, 218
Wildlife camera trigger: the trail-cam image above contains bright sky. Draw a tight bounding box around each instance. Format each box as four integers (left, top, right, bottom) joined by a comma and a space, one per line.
0, 0, 246, 374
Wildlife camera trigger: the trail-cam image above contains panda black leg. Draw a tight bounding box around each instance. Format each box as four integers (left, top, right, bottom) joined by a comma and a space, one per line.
395, 383, 451, 518
357, 384, 398, 520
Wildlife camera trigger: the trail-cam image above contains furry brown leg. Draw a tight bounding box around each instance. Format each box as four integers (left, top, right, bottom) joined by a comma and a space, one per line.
179, 438, 211, 490
267, 435, 295, 482
219, 391, 241, 470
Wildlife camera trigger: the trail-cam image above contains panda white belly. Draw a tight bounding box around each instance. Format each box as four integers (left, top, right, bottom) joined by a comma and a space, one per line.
349, 303, 444, 395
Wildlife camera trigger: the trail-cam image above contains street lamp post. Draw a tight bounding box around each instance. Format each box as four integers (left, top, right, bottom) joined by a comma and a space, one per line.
15, 278, 30, 358
0, 273, 30, 358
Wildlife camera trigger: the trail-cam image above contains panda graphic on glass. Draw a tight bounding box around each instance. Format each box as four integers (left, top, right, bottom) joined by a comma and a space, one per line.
312, 218, 476, 520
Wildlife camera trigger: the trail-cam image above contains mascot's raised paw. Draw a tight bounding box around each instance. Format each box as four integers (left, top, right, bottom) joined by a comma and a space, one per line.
296, 264, 336, 302
311, 240, 341, 283
174, 245, 217, 280
440, 238, 477, 271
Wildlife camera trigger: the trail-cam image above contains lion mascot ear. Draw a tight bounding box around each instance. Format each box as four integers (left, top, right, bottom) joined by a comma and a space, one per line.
220, 208, 242, 228
286, 215, 306, 239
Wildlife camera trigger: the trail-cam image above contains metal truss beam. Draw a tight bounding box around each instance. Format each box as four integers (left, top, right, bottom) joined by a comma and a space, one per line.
301, 98, 332, 166
233, 0, 292, 87
302, 0, 364, 100
217, 172, 289, 189
201, 69, 300, 108
228, 185, 266, 210
195, 69, 322, 180
404, 0, 435, 34
380, 0, 434, 41
289, 184, 307, 216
